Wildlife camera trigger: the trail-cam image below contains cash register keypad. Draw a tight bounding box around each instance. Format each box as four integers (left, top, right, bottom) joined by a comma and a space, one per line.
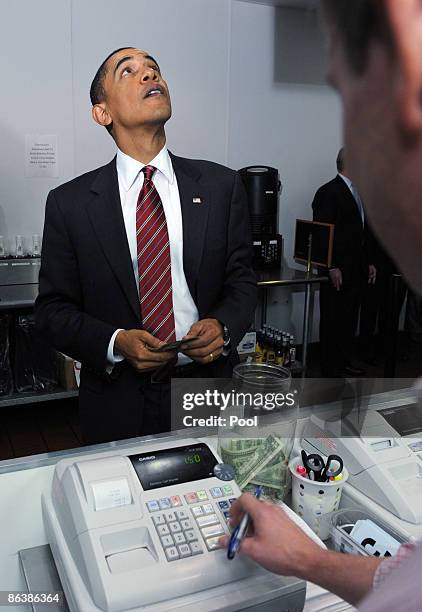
147, 487, 236, 561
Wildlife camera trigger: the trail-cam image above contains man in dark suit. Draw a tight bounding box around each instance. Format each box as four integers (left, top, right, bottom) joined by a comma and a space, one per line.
35, 47, 257, 444
312, 148, 376, 377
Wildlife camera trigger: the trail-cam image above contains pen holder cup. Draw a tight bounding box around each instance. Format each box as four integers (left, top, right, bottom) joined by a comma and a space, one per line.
289, 456, 349, 541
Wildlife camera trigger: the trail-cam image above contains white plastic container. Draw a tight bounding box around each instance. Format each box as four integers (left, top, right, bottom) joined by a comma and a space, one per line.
289, 455, 349, 540
330, 508, 409, 556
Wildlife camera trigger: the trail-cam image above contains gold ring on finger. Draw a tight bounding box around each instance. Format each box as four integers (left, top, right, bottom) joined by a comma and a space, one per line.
209, 352, 214, 362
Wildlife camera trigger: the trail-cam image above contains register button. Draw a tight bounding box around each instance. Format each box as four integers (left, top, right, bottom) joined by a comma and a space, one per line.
409, 441, 422, 453
210, 487, 222, 498
201, 524, 225, 539
146, 500, 160, 512
205, 537, 222, 551
159, 498, 172, 509
185, 492, 198, 504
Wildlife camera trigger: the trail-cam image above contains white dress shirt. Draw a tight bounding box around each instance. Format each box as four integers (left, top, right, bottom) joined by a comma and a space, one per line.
338, 172, 365, 225
107, 146, 199, 366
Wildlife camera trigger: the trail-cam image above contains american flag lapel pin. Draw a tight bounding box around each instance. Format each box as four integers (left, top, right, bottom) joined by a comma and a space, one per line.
192, 196, 203, 204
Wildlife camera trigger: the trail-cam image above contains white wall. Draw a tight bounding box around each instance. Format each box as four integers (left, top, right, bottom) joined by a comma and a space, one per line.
0, 0, 232, 248
70, 0, 232, 174
228, 1, 342, 340
0, 0, 342, 341
0, 0, 75, 253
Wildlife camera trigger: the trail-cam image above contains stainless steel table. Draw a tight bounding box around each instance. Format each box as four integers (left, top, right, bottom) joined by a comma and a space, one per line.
256, 265, 328, 375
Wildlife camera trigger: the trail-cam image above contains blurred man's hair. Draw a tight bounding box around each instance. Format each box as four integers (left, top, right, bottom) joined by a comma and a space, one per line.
336, 148, 344, 173
322, 0, 392, 73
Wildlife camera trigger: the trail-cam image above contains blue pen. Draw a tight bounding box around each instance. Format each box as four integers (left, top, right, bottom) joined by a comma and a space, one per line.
227, 485, 263, 560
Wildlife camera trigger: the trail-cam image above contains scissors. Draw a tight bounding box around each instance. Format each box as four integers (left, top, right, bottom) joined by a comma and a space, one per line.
301, 450, 343, 482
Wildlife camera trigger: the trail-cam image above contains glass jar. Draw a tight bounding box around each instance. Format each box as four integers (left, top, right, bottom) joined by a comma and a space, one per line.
31, 234, 41, 257
0, 236, 7, 258
15, 235, 25, 258
218, 362, 297, 501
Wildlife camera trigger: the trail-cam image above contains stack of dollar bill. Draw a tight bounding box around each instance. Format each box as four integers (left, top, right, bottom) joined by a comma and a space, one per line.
220, 434, 289, 500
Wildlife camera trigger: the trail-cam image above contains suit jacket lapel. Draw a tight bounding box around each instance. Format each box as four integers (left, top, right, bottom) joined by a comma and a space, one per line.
87, 158, 140, 321
170, 153, 210, 301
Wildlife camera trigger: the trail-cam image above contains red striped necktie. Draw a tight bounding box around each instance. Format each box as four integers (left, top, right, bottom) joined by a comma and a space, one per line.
136, 165, 176, 343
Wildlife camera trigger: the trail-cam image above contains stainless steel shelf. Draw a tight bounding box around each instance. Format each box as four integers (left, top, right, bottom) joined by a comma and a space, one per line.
0, 283, 38, 309
256, 264, 327, 287
237, 0, 319, 9
0, 388, 78, 408
0, 257, 40, 308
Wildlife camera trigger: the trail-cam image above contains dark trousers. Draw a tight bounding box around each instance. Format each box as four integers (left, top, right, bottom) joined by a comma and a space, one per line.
405, 290, 422, 343
80, 356, 234, 446
359, 279, 382, 356
360, 272, 407, 356
319, 279, 361, 376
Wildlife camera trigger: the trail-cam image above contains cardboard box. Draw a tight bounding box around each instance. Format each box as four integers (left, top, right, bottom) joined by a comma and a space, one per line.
237, 331, 256, 361
56, 352, 78, 390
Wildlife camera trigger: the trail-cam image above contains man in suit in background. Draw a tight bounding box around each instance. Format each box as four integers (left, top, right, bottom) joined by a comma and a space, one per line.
35, 47, 256, 444
312, 148, 376, 377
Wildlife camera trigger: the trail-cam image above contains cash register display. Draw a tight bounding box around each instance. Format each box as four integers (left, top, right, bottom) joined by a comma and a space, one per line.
129, 443, 218, 490
378, 403, 422, 437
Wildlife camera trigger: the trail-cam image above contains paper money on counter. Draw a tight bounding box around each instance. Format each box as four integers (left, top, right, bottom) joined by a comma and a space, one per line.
220, 434, 288, 495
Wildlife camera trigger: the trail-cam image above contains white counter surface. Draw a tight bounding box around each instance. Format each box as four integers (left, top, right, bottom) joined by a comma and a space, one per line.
0, 432, 352, 612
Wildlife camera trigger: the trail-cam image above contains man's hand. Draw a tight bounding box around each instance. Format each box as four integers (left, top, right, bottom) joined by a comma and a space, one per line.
115, 330, 177, 372
218, 493, 323, 577
181, 318, 224, 365
218, 493, 382, 606
368, 264, 377, 284
329, 267, 343, 291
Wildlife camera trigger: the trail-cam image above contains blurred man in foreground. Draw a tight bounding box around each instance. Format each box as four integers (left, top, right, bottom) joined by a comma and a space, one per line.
221, 1, 422, 609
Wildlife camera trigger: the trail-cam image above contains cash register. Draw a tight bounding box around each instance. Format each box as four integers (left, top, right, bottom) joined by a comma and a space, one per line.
301, 390, 422, 540
43, 437, 306, 611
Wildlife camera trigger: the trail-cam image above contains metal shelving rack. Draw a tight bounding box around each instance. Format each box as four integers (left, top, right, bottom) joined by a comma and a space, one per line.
0, 389, 78, 408
256, 263, 328, 376
0, 257, 79, 408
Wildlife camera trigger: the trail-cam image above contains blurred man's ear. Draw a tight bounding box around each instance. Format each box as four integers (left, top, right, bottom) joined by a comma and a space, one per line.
385, 0, 422, 134
92, 103, 112, 129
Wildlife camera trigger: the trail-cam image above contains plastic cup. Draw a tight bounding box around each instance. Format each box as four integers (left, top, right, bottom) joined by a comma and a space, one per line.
289, 455, 349, 540
32, 234, 41, 257
15, 235, 24, 258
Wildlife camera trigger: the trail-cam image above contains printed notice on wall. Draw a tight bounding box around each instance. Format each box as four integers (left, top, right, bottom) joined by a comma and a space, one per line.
25, 134, 58, 178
